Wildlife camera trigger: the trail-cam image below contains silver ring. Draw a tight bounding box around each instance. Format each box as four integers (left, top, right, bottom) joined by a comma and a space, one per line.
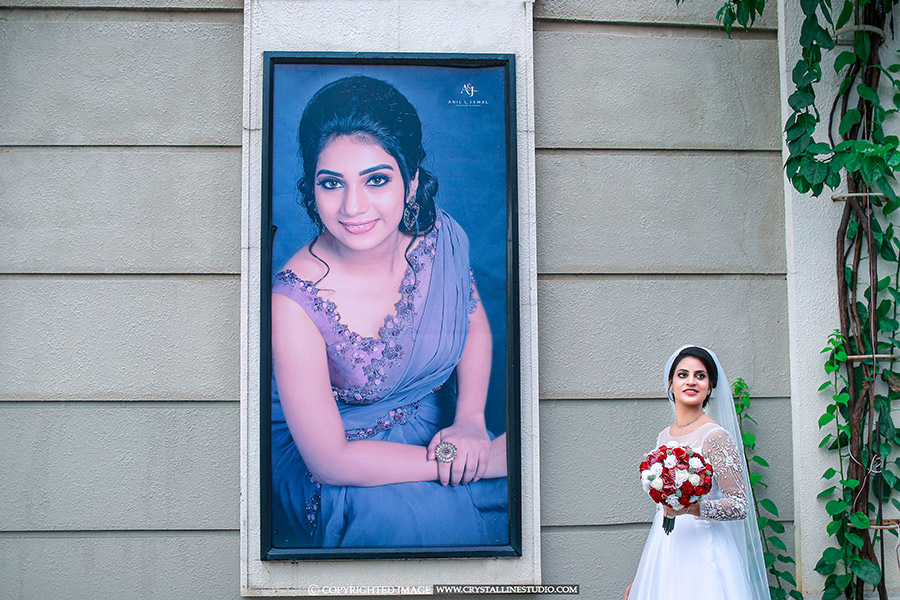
435, 441, 458, 463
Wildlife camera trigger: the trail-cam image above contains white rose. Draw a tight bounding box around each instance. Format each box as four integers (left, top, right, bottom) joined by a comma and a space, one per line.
689, 473, 701, 486
650, 463, 664, 477
664, 455, 677, 469
689, 457, 703, 470
666, 495, 682, 509
675, 469, 690, 485
650, 477, 664, 491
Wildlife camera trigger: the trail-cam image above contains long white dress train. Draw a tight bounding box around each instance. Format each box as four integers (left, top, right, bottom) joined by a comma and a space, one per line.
630, 422, 762, 600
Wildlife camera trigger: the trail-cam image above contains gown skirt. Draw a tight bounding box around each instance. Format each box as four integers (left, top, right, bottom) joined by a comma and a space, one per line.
630, 508, 756, 600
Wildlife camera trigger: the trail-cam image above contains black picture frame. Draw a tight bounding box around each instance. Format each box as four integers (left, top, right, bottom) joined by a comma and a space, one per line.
259, 52, 521, 560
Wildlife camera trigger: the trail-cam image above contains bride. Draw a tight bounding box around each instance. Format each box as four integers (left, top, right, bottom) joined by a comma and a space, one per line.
625, 345, 771, 600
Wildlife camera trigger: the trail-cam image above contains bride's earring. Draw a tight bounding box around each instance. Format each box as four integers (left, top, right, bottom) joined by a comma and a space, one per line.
403, 196, 420, 231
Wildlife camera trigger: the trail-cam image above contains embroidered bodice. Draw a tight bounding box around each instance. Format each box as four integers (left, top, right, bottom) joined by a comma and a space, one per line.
272, 216, 478, 408
658, 422, 748, 521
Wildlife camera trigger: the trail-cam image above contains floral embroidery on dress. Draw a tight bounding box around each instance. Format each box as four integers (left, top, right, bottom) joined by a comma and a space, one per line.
344, 400, 422, 441
698, 428, 749, 521
304, 471, 322, 530
274, 218, 441, 406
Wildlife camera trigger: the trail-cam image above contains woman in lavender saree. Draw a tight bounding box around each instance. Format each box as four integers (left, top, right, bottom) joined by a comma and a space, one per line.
269, 76, 508, 548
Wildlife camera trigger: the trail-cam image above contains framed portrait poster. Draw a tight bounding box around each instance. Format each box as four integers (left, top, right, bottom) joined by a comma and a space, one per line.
259, 53, 521, 560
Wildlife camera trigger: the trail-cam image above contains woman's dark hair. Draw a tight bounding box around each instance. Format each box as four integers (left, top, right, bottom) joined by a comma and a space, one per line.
297, 75, 438, 236
667, 346, 718, 408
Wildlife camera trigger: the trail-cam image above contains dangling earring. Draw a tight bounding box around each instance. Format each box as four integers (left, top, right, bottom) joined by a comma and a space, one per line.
403, 196, 420, 231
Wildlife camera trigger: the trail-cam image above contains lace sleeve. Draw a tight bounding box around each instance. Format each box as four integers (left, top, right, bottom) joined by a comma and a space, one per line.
698, 427, 748, 521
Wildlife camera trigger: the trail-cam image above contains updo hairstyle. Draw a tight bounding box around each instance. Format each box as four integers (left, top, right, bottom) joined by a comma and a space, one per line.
297, 75, 438, 235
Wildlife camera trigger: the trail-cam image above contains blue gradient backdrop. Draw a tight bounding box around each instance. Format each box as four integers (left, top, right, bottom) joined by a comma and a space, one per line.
270, 62, 510, 432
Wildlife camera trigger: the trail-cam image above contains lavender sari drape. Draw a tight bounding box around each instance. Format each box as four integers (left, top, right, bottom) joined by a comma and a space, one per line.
270, 210, 508, 548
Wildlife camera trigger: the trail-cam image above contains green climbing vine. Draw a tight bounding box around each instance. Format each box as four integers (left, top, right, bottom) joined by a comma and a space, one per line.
734, 378, 804, 600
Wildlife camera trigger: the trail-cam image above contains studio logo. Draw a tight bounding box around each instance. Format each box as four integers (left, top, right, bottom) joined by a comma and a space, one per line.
448, 82, 488, 108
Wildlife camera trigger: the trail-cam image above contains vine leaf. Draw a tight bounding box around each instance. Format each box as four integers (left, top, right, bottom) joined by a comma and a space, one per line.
821, 546, 843, 564
839, 109, 861, 137
834, 50, 856, 73
848, 511, 870, 529
789, 90, 815, 110
825, 499, 848, 515
835, 0, 854, 29
761, 498, 780, 517
850, 559, 882, 586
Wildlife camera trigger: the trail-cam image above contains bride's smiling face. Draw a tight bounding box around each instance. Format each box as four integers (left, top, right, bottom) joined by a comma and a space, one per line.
313, 134, 417, 253
669, 356, 711, 408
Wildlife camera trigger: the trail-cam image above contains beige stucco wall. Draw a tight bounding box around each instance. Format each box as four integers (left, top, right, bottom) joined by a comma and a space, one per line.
0, 1, 791, 598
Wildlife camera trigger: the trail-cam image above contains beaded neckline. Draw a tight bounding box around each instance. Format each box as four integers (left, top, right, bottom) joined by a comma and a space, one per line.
275, 222, 439, 345
273, 220, 441, 405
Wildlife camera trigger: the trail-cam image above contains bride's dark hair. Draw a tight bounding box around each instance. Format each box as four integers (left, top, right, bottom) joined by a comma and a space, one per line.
296, 75, 438, 236
667, 346, 718, 407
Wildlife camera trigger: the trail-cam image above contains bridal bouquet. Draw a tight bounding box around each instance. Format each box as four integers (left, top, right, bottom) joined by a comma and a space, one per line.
640, 444, 714, 534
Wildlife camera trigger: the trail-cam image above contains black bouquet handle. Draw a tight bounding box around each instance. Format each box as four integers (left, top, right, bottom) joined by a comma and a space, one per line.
662, 515, 676, 535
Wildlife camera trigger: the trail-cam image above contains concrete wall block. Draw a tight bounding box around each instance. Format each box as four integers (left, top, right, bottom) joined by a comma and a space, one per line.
0, 15, 242, 146
0, 148, 241, 274
541, 526, 648, 598
0, 276, 240, 400
537, 277, 790, 399
1, 403, 238, 530
533, 32, 780, 150
534, 0, 777, 29
539, 398, 795, 526
4, 1, 240, 7
0, 532, 240, 600
535, 151, 786, 274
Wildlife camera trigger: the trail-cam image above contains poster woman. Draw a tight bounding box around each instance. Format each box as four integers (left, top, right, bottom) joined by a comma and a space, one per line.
269, 75, 509, 548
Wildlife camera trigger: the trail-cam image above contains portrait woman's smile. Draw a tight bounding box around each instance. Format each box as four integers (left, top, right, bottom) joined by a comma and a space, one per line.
313, 135, 416, 253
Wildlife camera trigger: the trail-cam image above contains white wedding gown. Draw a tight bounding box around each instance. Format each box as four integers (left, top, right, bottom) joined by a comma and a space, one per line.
630, 422, 764, 600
